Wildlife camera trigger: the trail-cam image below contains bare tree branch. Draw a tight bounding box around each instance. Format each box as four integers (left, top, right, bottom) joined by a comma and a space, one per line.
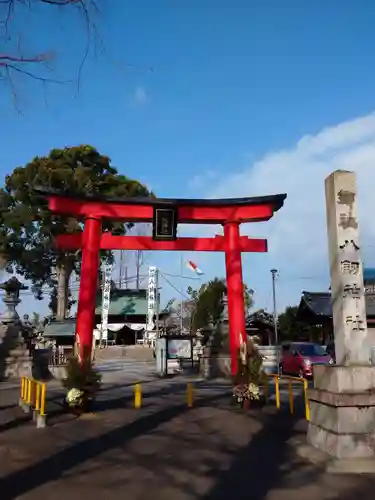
0, 0, 99, 105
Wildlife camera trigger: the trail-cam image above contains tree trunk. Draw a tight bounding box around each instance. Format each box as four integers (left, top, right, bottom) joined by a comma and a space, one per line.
56, 263, 71, 321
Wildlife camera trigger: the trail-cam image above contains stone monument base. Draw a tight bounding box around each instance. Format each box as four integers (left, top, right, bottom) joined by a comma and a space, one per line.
308, 364, 375, 460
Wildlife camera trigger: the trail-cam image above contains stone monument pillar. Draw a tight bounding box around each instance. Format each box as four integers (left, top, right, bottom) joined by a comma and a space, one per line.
307, 170, 375, 465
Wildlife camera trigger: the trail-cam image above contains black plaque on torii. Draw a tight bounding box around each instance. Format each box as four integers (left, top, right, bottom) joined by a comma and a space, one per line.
152, 205, 178, 241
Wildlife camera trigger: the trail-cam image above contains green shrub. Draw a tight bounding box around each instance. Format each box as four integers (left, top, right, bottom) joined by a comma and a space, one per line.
62, 349, 102, 394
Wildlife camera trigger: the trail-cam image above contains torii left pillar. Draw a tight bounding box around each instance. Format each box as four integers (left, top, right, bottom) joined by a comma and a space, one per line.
75, 216, 101, 361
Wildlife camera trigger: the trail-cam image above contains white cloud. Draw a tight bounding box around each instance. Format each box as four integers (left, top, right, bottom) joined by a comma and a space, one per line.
187, 112, 375, 311
132, 85, 148, 105
14, 112, 375, 317
188, 169, 218, 190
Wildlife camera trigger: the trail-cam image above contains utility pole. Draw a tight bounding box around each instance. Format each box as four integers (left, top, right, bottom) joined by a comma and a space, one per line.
119, 250, 124, 289
271, 268, 279, 373
271, 269, 278, 345
136, 250, 142, 290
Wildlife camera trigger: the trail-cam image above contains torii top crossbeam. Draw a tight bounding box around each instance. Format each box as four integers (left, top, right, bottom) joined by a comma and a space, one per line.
35, 187, 286, 224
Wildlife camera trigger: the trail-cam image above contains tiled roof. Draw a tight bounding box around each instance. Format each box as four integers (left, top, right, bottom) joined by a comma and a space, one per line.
300, 291, 375, 318
34, 187, 287, 212
95, 289, 150, 316
44, 290, 169, 336
44, 320, 76, 337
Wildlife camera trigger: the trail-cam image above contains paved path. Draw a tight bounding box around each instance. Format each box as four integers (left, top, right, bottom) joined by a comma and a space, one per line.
93, 358, 157, 385
1, 369, 375, 499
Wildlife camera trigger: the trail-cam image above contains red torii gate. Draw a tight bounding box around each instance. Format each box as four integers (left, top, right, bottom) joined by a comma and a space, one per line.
37, 189, 286, 374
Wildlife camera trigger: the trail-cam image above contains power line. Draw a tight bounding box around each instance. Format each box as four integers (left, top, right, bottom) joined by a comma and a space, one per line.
162, 271, 202, 280
0, 274, 149, 297
158, 272, 191, 301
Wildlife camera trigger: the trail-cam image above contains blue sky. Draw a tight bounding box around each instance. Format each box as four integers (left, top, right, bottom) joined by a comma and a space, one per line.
2, 0, 375, 317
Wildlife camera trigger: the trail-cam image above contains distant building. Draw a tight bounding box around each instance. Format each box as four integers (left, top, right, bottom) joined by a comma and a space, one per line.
43, 289, 168, 346
246, 310, 276, 345
297, 268, 375, 344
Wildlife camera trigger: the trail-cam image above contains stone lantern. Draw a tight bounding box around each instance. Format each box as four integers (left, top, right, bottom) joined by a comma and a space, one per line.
0, 276, 28, 324
0, 277, 32, 380
219, 292, 229, 337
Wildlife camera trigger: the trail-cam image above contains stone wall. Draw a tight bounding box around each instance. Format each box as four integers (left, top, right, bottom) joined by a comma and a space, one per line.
257, 345, 280, 374
31, 349, 54, 381
199, 349, 231, 379
198, 344, 280, 379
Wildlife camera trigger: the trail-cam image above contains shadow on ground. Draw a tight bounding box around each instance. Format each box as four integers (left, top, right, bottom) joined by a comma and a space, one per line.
1, 388, 375, 499
0, 391, 228, 498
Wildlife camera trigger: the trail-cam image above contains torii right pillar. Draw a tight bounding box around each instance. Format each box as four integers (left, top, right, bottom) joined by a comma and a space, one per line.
307, 170, 375, 471
224, 221, 247, 376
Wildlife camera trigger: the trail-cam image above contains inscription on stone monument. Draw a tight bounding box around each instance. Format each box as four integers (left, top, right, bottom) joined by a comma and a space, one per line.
325, 170, 369, 365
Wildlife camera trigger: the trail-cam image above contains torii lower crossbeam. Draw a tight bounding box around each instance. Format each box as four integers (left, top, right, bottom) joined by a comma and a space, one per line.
55, 234, 267, 252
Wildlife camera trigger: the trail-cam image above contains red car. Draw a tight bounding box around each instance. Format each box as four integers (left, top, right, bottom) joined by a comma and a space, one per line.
280, 342, 333, 378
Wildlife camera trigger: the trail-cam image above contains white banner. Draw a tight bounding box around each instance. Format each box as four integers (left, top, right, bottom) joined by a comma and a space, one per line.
147, 266, 157, 330
100, 262, 112, 341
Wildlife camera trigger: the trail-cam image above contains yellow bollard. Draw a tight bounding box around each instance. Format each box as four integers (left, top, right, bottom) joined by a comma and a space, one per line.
187, 382, 193, 408
263, 374, 269, 404
20, 377, 25, 400
35, 382, 41, 411
40, 383, 46, 416
27, 378, 32, 405
288, 380, 294, 415
275, 376, 280, 409
303, 379, 310, 421
32, 380, 37, 408
134, 383, 142, 409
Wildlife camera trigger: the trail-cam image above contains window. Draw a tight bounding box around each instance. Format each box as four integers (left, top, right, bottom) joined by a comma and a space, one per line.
297, 344, 328, 356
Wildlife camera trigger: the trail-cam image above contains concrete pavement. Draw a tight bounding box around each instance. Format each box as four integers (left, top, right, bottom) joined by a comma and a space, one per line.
1, 362, 375, 499
1, 374, 375, 499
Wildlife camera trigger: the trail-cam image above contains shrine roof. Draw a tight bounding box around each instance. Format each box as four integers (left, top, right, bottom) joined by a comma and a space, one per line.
95, 289, 149, 316
34, 187, 286, 211
94, 289, 169, 317
298, 291, 375, 319
44, 319, 76, 337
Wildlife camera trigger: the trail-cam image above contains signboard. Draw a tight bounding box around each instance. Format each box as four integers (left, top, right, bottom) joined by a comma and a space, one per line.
152, 206, 177, 241
147, 266, 157, 330
167, 338, 192, 359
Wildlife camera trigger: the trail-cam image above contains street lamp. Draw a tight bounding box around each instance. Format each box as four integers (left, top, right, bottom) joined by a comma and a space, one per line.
270, 269, 278, 344
271, 269, 279, 373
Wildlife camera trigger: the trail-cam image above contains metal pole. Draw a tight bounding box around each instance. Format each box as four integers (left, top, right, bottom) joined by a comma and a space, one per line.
119, 250, 123, 289
136, 251, 140, 290
271, 268, 279, 373
180, 254, 184, 334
